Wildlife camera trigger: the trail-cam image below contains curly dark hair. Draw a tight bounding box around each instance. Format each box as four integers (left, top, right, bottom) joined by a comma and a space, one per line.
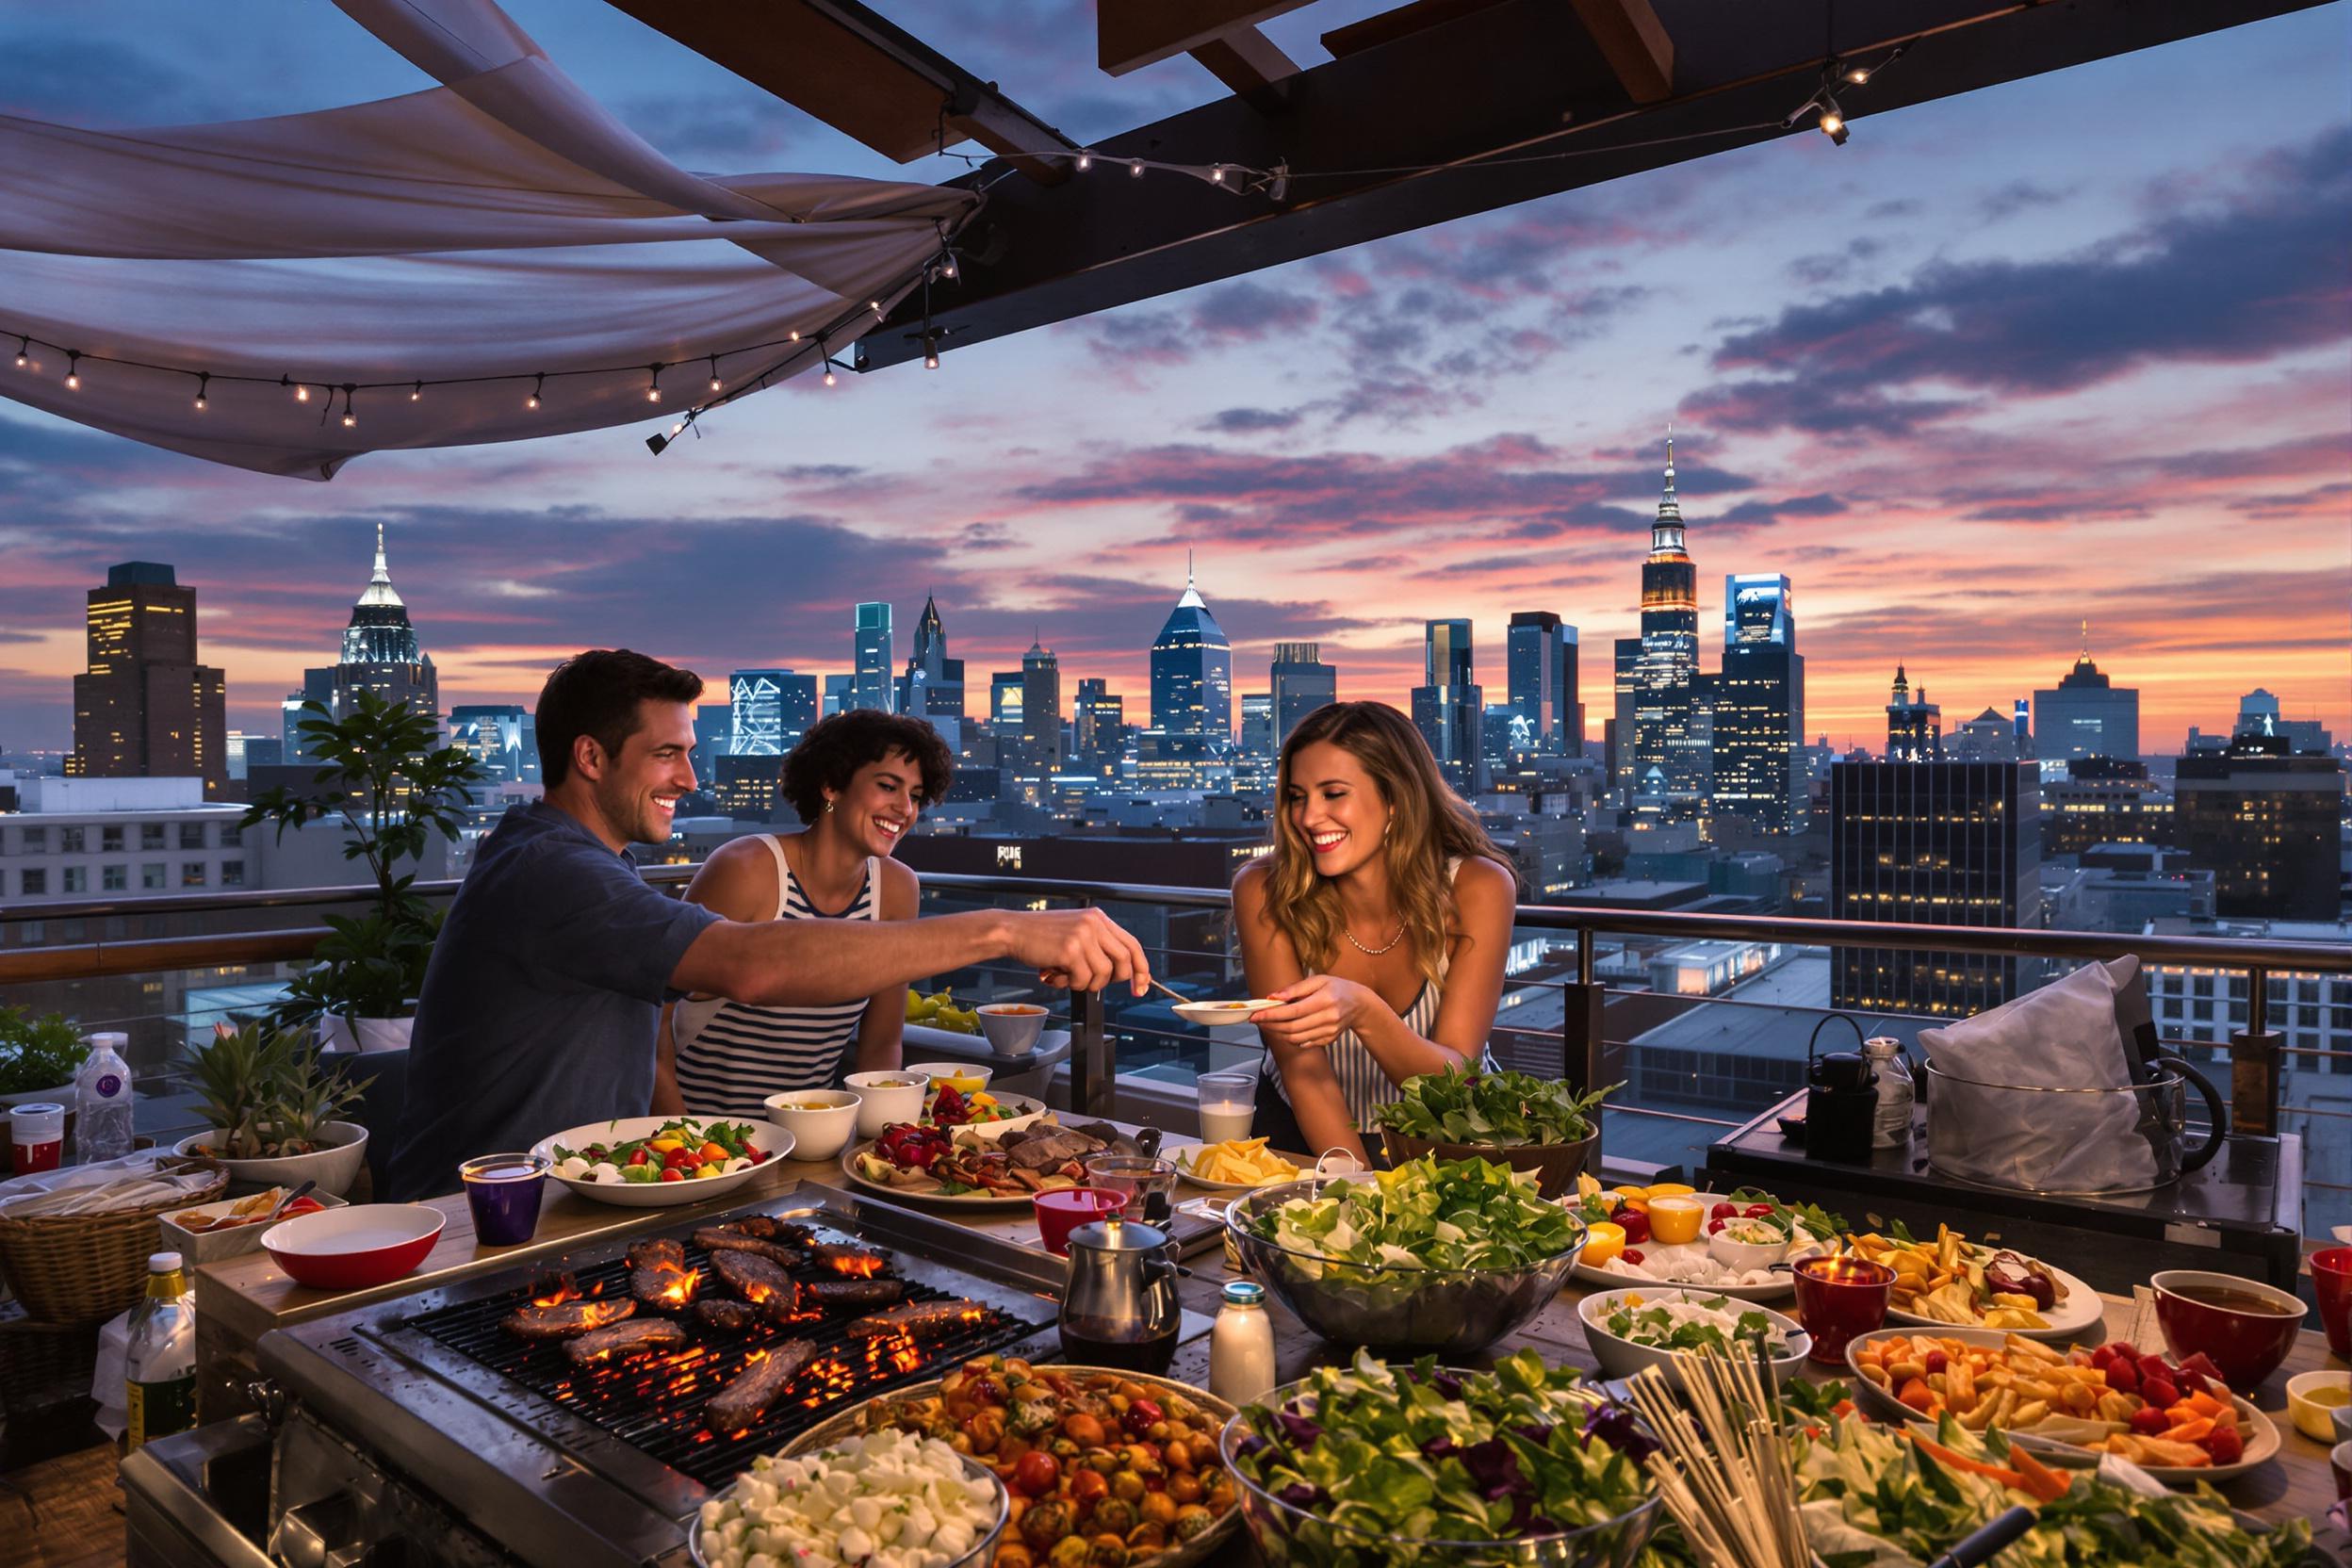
782, 711, 954, 821
537, 649, 703, 788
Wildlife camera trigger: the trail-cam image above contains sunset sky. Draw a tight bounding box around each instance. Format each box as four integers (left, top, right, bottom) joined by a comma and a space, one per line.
1, 1, 2346, 758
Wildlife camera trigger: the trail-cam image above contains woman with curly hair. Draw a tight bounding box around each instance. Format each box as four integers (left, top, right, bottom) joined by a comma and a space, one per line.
656, 710, 951, 1117
1232, 701, 1518, 1164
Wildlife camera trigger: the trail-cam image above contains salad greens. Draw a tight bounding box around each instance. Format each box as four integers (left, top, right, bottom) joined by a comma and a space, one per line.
550, 1117, 768, 1184
1726, 1187, 1847, 1244
1372, 1065, 1616, 1147
1793, 1411, 2309, 1568
1256, 1155, 1583, 1271
1231, 1349, 1658, 1555
1601, 1292, 1789, 1356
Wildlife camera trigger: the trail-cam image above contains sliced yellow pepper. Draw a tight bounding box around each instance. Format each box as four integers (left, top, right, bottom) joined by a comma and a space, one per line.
648, 1137, 685, 1152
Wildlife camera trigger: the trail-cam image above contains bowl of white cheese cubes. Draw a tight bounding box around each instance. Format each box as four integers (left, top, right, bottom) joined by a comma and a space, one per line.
689, 1428, 1007, 1568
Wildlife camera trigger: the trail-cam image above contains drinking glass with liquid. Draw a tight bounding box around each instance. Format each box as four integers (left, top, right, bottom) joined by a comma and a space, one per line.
1196, 1071, 1256, 1145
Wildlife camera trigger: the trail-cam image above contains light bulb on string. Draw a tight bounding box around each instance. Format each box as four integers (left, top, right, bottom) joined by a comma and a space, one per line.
12, 337, 25, 369
1818, 96, 1848, 144
1075, 152, 1092, 172
1129, 159, 1144, 177
293, 379, 311, 403
528, 372, 544, 411
64, 351, 80, 390
646, 363, 663, 403
340, 385, 357, 428
707, 354, 722, 393
194, 372, 208, 411
410, 382, 422, 402
790, 330, 801, 342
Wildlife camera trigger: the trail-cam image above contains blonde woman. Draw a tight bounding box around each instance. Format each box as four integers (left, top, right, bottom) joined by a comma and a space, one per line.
1232, 701, 1518, 1165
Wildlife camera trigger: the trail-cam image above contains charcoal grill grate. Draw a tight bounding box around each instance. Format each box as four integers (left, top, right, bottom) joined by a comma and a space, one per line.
402, 1219, 1045, 1490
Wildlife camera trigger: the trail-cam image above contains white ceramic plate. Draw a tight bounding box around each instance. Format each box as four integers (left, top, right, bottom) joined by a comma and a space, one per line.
1883, 1253, 2102, 1341
1173, 1144, 1307, 1192
531, 1116, 793, 1208
1576, 1286, 1813, 1390
944, 1094, 1051, 1141
1569, 1191, 1830, 1300
1171, 998, 1282, 1025
1845, 1327, 2279, 1484
839, 1140, 1045, 1209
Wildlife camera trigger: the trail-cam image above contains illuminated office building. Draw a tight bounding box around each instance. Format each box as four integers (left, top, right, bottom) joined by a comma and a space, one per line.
67, 562, 227, 798
1711, 574, 1803, 834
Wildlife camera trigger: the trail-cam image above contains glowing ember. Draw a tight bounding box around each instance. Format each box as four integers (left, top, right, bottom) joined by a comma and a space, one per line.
825, 1253, 885, 1279
573, 1300, 632, 1331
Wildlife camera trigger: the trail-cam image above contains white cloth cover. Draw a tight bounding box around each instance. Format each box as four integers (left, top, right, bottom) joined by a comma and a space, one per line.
0, 0, 976, 478
1920, 956, 2159, 1193
0, 1149, 222, 1217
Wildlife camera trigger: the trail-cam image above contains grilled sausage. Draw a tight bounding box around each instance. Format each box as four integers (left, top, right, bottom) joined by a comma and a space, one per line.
626, 1237, 686, 1271
706, 1338, 818, 1433
846, 1298, 987, 1337
802, 1278, 906, 1310
694, 1298, 760, 1333
710, 1248, 796, 1306
564, 1318, 687, 1365
503, 1298, 637, 1340
693, 1230, 803, 1267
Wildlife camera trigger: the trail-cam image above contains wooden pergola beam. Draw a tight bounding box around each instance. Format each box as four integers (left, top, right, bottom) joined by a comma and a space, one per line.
1323, 0, 1512, 59
1098, 0, 1316, 75
1568, 0, 1674, 104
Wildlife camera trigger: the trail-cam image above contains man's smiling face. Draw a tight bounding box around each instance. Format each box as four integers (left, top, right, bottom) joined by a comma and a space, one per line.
592, 698, 696, 846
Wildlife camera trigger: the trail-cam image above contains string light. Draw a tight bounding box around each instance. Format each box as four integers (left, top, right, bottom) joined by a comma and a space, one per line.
789, 330, 801, 342
1129, 159, 1144, 177
411, 381, 422, 402
1817, 95, 1848, 145
707, 354, 722, 392
340, 384, 357, 427
12, 337, 25, 369
645, 411, 694, 455
288, 377, 310, 403
527, 372, 544, 410
65, 351, 80, 390
646, 363, 663, 403
194, 372, 208, 411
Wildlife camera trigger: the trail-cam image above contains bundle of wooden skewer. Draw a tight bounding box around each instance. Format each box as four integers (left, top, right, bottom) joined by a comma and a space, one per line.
1624, 1348, 1813, 1568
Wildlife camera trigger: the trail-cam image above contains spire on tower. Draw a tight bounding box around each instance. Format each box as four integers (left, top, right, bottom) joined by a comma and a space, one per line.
358, 520, 404, 609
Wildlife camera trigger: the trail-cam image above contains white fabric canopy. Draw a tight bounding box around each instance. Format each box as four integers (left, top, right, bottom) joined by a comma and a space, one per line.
0, 0, 978, 479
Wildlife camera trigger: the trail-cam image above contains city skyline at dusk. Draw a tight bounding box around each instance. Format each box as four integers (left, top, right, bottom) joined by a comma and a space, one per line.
0, 2, 2345, 755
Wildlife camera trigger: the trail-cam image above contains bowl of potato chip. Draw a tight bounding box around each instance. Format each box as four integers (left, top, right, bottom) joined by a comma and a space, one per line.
1176, 1137, 1303, 1192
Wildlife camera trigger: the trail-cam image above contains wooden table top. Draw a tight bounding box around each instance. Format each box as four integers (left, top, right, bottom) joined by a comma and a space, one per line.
193, 1123, 2346, 1528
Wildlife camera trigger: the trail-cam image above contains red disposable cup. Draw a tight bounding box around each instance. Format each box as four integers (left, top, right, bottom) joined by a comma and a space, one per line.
2312, 1248, 2352, 1362
1035, 1187, 1126, 1257
8, 1103, 66, 1176
1793, 1255, 1896, 1366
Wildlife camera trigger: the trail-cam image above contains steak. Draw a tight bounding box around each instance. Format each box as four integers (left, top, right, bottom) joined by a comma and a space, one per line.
626, 1237, 685, 1271
719, 1216, 812, 1247
706, 1338, 818, 1432
502, 1298, 637, 1340
564, 1318, 687, 1365
846, 1298, 986, 1337
710, 1248, 796, 1306
694, 1298, 760, 1333
693, 1229, 803, 1268
809, 1243, 887, 1274
1003, 1129, 1105, 1170
803, 1278, 906, 1310
631, 1261, 699, 1312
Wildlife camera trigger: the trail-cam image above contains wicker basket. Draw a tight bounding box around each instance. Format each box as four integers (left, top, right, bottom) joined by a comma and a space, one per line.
0, 1165, 228, 1324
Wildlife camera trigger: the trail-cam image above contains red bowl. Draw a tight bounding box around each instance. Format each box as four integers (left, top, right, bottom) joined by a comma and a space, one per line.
2149, 1268, 2309, 1392
262, 1203, 446, 1290
1034, 1186, 1126, 1257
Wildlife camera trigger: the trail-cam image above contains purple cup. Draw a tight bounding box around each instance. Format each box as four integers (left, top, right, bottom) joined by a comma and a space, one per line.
462, 1152, 550, 1247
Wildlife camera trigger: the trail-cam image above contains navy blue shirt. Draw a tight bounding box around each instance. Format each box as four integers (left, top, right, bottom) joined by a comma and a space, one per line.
386, 801, 721, 1200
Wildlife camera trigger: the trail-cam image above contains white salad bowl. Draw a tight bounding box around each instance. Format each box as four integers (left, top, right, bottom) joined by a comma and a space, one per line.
1576, 1286, 1812, 1390
531, 1117, 792, 1208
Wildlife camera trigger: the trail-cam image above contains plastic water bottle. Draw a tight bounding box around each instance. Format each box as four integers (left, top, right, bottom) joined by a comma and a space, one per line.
1864, 1036, 1915, 1150
74, 1031, 136, 1165
125, 1250, 198, 1450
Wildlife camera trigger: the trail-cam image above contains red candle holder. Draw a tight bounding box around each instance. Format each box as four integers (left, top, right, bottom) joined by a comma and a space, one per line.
1793, 1255, 1896, 1365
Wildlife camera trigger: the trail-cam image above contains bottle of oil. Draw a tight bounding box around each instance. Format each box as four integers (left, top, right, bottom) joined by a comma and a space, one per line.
125, 1251, 197, 1450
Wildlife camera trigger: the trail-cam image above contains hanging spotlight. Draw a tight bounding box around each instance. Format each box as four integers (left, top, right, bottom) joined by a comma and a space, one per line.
646, 363, 663, 403
340, 384, 357, 428
645, 414, 693, 456
194, 372, 209, 411
707, 354, 722, 392
923, 333, 941, 370
64, 351, 80, 389
528, 372, 544, 410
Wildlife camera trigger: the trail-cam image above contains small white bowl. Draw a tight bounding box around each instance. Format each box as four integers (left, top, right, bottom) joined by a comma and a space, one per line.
1707, 1215, 1793, 1274
1172, 998, 1282, 1026
1576, 1286, 1812, 1391
844, 1070, 930, 1137
975, 1004, 1050, 1057
762, 1089, 861, 1163
906, 1061, 993, 1097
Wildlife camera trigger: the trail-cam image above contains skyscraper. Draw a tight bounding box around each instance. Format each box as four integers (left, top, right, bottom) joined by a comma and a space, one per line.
898, 594, 966, 724
1019, 635, 1063, 773
1411, 618, 1482, 793
1240, 693, 1275, 758
728, 670, 817, 754
1269, 642, 1337, 748
1712, 574, 1804, 834
1506, 612, 1579, 755
1830, 760, 2043, 1018
66, 562, 228, 798
1149, 558, 1233, 743
989, 672, 1024, 732
448, 705, 540, 784
288, 524, 437, 756
1629, 433, 1702, 819
852, 602, 895, 713
2173, 737, 2344, 919
1884, 666, 1942, 761
2033, 630, 2139, 763
1073, 678, 1125, 776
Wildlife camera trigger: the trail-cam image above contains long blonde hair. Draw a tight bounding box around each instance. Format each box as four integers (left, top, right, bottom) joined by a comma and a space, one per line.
1257, 702, 1514, 990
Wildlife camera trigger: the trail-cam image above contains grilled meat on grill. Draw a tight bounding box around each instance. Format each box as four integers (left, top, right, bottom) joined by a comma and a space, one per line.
692, 1229, 803, 1267
802, 1278, 906, 1310
626, 1237, 685, 1271
630, 1261, 698, 1312
710, 1248, 796, 1305
564, 1318, 687, 1365
706, 1338, 817, 1432
694, 1298, 760, 1333
809, 1243, 887, 1274
717, 1216, 812, 1247
502, 1298, 637, 1339
846, 1298, 987, 1337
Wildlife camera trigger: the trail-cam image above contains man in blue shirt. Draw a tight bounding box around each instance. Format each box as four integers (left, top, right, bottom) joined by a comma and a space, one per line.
386, 649, 1150, 1200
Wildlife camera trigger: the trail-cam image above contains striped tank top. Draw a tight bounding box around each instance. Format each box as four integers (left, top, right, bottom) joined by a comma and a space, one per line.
1267, 858, 1497, 1130
670, 837, 879, 1118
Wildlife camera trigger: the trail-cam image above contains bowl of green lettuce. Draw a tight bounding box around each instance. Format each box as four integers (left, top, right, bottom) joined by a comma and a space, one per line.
1220, 1350, 1662, 1568
1227, 1156, 1587, 1354
1372, 1068, 1614, 1198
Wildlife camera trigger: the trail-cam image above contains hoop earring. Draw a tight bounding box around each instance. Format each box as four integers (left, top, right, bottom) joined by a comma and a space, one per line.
825, 799, 836, 814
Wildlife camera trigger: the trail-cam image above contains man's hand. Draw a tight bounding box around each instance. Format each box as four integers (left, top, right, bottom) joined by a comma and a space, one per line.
1005, 907, 1152, 995
1250, 973, 1371, 1052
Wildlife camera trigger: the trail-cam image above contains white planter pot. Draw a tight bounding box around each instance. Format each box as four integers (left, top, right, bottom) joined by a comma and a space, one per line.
174, 1119, 371, 1198
320, 1015, 413, 1054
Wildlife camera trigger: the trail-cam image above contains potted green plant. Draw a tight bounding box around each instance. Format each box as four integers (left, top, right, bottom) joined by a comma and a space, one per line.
173, 1021, 374, 1196
0, 1005, 87, 1105
241, 691, 486, 1054
1372, 1065, 1618, 1197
